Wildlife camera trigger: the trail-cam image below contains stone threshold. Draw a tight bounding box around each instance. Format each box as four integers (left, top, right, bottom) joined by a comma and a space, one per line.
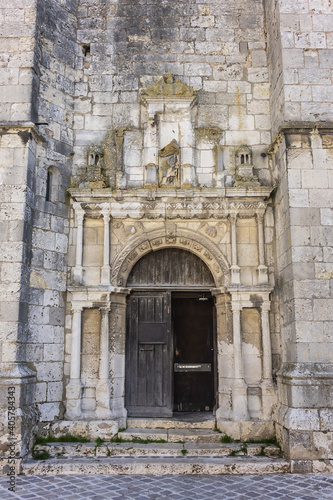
22, 456, 289, 475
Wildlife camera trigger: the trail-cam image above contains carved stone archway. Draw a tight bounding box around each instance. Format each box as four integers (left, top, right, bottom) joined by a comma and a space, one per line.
111, 228, 230, 288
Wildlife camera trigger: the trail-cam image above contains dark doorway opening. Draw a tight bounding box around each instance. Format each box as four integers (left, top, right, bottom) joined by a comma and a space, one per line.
173, 294, 215, 412
125, 248, 216, 417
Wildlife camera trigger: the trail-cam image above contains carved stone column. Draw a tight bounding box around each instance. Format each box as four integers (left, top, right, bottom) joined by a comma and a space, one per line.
256, 211, 268, 284
230, 214, 241, 284
261, 299, 275, 418
231, 300, 248, 420
109, 289, 130, 426
96, 306, 112, 418
261, 301, 273, 383
73, 203, 85, 283
66, 304, 83, 419
101, 211, 111, 285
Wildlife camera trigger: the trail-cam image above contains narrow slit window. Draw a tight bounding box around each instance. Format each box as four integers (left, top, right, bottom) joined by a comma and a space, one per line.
46, 170, 52, 202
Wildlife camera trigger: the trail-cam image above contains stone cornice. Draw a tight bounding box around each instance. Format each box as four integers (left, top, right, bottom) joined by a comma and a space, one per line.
269, 122, 333, 155
0, 121, 45, 143
69, 186, 274, 202
70, 198, 272, 220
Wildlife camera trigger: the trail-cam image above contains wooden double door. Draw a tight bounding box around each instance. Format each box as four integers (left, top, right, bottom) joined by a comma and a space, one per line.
125, 291, 215, 417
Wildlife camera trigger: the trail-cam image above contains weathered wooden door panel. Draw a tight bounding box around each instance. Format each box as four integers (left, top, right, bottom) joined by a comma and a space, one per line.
125, 292, 172, 417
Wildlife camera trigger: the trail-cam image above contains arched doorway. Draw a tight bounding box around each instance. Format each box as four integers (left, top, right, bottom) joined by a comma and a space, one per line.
125, 248, 216, 417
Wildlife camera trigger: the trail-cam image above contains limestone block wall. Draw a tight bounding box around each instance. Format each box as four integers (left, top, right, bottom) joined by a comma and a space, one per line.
25, 0, 80, 426
266, 0, 333, 135
264, 0, 284, 137
271, 129, 333, 463
0, 0, 80, 469
0, 0, 38, 122
279, 0, 333, 124
0, 0, 41, 471
72, 0, 272, 189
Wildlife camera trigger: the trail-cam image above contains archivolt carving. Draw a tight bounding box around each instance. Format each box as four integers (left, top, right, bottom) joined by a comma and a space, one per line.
111, 228, 230, 287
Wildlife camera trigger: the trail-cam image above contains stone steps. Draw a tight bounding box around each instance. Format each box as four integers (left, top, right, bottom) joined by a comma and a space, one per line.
27, 416, 286, 475
34, 441, 276, 458
118, 427, 223, 443
22, 456, 290, 475
127, 414, 216, 430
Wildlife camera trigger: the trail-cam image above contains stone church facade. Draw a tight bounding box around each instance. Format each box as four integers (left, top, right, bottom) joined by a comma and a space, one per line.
0, 0, 332, 472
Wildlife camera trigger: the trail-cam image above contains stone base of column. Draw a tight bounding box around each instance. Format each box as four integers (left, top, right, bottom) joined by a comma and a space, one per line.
111, 398, 127, 428
216, 419, 275, 441
65, 380, 83, 419
261, 380, 277, 420
73, 267, 83, 283
230, 265, 241, 284
0, 363, 38, 474
96, 380, 112, 419
50, 420, 119, 441
232, 379, 249, 421
101, 267, 111, 285
276, 362, 333, 461
215, 386, 233, 420
257, 264, 268, 284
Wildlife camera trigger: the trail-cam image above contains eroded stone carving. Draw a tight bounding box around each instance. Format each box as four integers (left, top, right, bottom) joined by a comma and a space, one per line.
75, 145, 108, 188
196, 127, 223, 144
234, 145, 260, 187
142, 73, 195, 97
158, 139, 180, 187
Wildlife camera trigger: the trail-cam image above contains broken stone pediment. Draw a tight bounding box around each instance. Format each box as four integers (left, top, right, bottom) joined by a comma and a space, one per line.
142, 73, 195, 97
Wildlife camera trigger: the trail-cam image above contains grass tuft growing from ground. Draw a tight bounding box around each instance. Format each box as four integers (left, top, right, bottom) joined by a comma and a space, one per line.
95, 437, 104, 447
34, 434, 89, 446
110, 436, 167, 444
220, 434, 233, 443
32, 450, 50, 461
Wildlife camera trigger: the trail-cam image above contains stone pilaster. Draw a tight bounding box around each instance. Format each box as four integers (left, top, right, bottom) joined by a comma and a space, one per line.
101, 211, 111, 285
256, 211, 269, 284
109, 289, 130, 426
66, 304, 83, 419
231, 300, 248, 421
73, 203, 85, 284
96, 306, 112, 418
230, 214, 241, 285
213, 290, 233, 421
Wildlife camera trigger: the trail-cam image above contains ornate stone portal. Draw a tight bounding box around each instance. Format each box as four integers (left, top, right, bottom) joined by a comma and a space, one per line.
66, 73, 276, 436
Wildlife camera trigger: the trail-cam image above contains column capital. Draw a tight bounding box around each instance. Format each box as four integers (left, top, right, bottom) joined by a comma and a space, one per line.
73, 202, 85, 216
231, 301, 242, 312
211, 287, 227, 297
71, 302, 84, 314
256, 209, 265, 219
101, 210, 111, 221
111, 287, 131, 296
229, 212, 238, 222
99, 304, 111, 313
261, 301, 271, 312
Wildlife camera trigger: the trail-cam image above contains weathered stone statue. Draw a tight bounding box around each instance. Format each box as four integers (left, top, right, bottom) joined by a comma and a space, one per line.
158, 139, 180, 187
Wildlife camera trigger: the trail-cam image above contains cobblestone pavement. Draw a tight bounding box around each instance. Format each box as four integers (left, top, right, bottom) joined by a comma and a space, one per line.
0, 474, 333, 500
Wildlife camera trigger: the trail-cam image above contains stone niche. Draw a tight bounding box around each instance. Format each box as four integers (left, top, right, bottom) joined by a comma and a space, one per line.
138, 74, 224, 189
